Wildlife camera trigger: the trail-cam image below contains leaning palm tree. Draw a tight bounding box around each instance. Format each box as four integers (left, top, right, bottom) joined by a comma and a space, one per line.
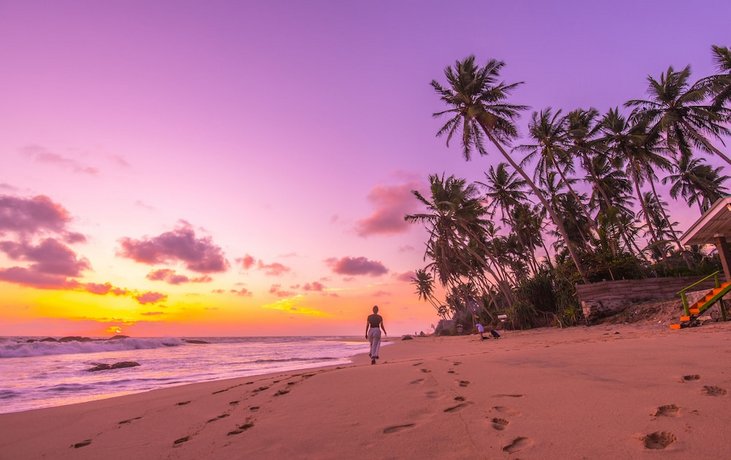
626, 65, 731, 165
412, 268, 446, 318
431, 56, 589, 282
662, 155, 730, 214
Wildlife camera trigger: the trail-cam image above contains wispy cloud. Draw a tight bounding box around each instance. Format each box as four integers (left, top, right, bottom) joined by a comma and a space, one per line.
355, 181, 421, 237
21, 145, 98, 175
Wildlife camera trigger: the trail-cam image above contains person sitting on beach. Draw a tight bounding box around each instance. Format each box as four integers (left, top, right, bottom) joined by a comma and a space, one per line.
476, 322, 487, 340
365, 305, 387, 365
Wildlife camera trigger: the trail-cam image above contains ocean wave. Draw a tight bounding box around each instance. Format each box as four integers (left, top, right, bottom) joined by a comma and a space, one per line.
0, 338, 186, 359
252, 357, 337, 364
0, 390, 19, 399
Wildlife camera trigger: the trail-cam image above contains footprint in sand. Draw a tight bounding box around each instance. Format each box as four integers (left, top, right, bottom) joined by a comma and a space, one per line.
252, 386, 269, 393
493, 406, 521, 416
491, 418, 509, 431
383, 423, 415, 434
274, 389, 290, 396
453, 361, 462, 366
176, 401, 191, 406
447, 370, 455, 374
118, 416, 143, 425
206, 414, 230, 423
425, 390, 439, 399
412, 362, 423, 366
682, 374, 700, 382
72, 439, 92, 449
502, 436, 532, 453
227, 421, 254, 436
444, 402, 470, 413
249, 406, 260, 412
642, 431, 676, 449
410, 378, 424, 384
420, 368, 431, 374
454, 396, 465, 402
173, 436, 190, 446
702, 385, 727, 396
494, 394, 524, 398
654, 404, 679, 417
459, 380, 470, 387
229, 400, 240, 406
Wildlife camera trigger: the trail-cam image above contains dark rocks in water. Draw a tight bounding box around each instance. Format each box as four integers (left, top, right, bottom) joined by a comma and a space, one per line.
87, 361, 141, 372
184, 339, 209, 344
39, 337, 58, 342
59, 336, 92, 343
402, 335, 413, 341
108, 335, 129, 340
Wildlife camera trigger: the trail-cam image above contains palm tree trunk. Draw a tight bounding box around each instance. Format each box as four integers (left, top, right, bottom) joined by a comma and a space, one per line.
632, 169, 659, 244
479, 123, 590, 283
647, 177, 693, 269
554, 159, 600, 242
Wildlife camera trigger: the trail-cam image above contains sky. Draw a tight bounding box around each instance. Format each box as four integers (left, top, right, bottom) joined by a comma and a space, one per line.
0, 0, 729, 337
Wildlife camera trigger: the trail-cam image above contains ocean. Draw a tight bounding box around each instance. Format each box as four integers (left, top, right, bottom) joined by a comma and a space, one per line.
0, 336, 373, 414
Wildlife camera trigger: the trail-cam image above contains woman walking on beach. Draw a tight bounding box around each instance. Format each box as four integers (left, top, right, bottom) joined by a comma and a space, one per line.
366, 305, 387, 365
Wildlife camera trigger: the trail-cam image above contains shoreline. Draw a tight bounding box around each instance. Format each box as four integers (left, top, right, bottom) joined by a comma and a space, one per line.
1, 323, 730, 458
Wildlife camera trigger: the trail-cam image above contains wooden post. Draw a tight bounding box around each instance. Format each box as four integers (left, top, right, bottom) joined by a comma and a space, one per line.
716, 236, 731, 282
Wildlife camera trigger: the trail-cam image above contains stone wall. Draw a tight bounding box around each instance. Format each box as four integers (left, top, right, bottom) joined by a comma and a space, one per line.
576, 276, 719, 324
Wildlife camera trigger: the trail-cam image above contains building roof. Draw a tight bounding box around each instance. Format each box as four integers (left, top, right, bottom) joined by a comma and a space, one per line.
680, 196, 731, 246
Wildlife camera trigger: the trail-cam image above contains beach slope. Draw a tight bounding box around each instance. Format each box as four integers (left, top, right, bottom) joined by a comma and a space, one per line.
1, 323, 730, 459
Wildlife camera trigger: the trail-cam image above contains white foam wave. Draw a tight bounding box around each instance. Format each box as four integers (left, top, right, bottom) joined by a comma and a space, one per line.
0, 338, 186, 358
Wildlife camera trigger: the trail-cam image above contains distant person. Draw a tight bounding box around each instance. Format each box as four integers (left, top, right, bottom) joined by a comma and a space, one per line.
365, 305, 387, 365
476, 322, 487, 340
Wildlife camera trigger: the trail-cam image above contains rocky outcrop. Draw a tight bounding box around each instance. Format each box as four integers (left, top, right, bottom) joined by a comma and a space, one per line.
401, 335, 413, 340
59, 336, 93, 342
87, 361, 141, 372
108, 335, 129, 340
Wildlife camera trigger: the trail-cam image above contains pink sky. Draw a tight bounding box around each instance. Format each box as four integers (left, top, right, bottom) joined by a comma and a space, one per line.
0, 1, 729, 337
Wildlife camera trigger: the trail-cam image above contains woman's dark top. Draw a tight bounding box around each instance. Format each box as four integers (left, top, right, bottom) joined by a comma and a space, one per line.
367, 313, 382, 328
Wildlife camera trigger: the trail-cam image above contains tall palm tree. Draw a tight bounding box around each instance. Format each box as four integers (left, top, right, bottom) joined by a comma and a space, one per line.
431, 56, 589, 282
412, 268, 446, 318
626, 65, 731, 165
662, 155, 730, 213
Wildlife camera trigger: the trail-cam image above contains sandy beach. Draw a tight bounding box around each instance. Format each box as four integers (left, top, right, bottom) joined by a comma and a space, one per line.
1, 323, 730, 459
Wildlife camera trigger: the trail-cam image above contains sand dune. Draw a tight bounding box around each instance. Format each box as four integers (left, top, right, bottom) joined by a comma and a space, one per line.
1, 322, 730, 459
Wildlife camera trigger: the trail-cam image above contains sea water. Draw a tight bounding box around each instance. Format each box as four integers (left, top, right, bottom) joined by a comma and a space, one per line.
0, 336, 371, 414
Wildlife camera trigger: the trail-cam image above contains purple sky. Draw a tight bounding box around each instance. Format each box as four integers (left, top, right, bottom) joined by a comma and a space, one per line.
0, 1, 729, 336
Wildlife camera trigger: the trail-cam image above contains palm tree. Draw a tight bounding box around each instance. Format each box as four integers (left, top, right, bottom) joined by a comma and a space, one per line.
709, 45, 731, 110
477, 162, 528, 223
662, 155, 730, 213
598, 108, 670, 249
412, 268, 447, 318
431, 56, 589, 282
516, 108, 601, 242
405, 174, 513, 304
626, 65, 731, 165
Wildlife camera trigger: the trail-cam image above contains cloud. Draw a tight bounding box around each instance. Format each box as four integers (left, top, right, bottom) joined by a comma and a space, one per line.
302, 281, 325, 292
0, 267, 70, 289
212, 289, 226, 294
0, 238, 90, 276
355, 182, 421, 237
0, 194, 73, 237
394, 271, 415, 282
146, 268, 212, 285
118, 222, 229, 273
269, 284, 295, 298
372, 290, 391, 297
0, 183, 17, 191
326, 256, 388, 277
135, 291, 167, 304
258, 260, 290, 276
237, 254, 256, 270
230, 287, 253, 297
398, 245, 415, 253
82, 282, 129, 296
22, 145, 98, 175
